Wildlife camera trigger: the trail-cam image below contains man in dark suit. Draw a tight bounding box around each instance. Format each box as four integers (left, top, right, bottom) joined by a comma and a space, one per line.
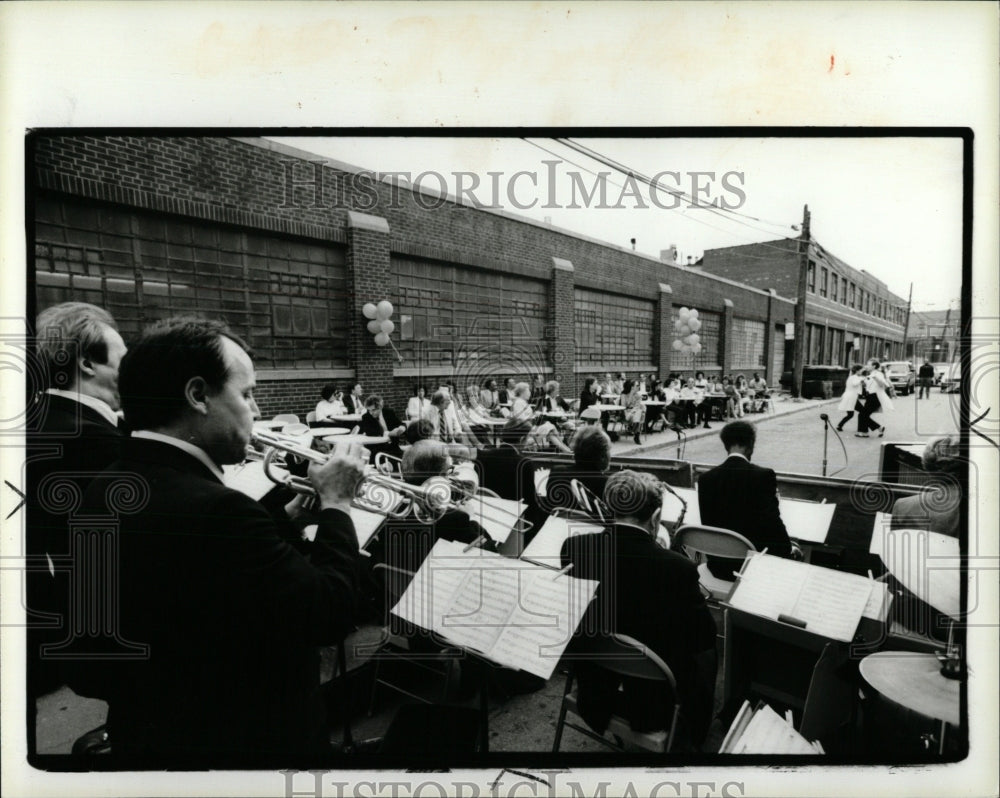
561, 470, 718, 749
697, 420, 793, 579
80, 317, 366, 766
26, 302, 128, 700
342, 381, 364, 415
544, 425, 611, 514
354, 393, 406, 463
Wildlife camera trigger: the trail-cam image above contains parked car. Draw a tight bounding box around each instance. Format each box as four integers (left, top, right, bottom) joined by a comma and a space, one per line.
881, 360, 916, 395
940, 361, 961, 393
930, 362, 950, 386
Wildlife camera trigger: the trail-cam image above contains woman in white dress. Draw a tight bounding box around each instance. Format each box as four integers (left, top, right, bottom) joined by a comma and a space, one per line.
835, 365, 865, 431
858, 361, 894, 437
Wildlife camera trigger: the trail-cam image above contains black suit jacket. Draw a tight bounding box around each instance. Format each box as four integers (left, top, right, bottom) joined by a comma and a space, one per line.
25, 393, 125, 696
343, 394, 360, 415
357, 407, 402, 437
80, 437, 361, 766
697, 455, 792, 579
561, 524, 717, 744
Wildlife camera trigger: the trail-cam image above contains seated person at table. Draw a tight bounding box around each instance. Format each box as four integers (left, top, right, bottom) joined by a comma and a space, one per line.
352, 394, 406, 463
502, 414, 572, 454
545, 426, 612, 510
697, 421, 793, 579
543, 379, 572, 413
890, 436, 962, 537
613, 372, 626, 394
691, 378, 712, 429
424, 389, 483, 448
498, 377, 517, 408
721, 377, 743, 418
599, 372, 616, 397
561, 470, 718, 749
578, 377, 600, 415
529, 374, 546, 407
620, 379, 644, 445
479, 379, 500, 411
642, 378, 666, 432
406, 385, 430, 421
314, 383, 347, 425
343, 381, 365, 415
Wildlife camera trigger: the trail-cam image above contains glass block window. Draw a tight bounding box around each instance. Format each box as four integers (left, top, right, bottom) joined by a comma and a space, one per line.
731, 318, 766, 371
830, 274, 839, 302
819, 267, 828, 297
33, 194, 349, 369
574, 288, 655, 368
392, 256, 548, 369
841, 277, 848, 305
807, 261, 816, 292
670, 306, 721, 370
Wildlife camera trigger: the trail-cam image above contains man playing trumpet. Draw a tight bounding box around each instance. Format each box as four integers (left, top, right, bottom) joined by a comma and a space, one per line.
81, 317, 367, 766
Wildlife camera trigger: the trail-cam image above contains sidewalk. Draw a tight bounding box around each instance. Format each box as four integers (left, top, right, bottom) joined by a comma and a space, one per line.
609, 393, 842, 458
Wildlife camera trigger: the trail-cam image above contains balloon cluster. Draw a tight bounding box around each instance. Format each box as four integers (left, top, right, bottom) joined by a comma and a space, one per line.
671, 307, 703, 354
363, 300, 395, 347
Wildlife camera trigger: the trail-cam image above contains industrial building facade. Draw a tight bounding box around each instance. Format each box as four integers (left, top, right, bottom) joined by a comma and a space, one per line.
31, 135, 898, 419
700, 239, 907, 368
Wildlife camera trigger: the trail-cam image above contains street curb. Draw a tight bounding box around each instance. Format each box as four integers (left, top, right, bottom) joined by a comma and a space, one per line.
616, 395, 843, 456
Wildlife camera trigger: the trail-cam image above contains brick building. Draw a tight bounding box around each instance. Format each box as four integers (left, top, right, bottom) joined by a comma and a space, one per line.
908, 308, 960, 363
31, 135, 798, 418
700, 239, 907, 370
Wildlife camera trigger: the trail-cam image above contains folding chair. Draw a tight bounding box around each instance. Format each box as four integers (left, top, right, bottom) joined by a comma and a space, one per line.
306, 411, 317, 424
672, 525, 757, 603
552, 633, 681, 753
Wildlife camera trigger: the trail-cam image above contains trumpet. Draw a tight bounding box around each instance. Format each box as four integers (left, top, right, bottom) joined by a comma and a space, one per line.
249, 430, 527, 529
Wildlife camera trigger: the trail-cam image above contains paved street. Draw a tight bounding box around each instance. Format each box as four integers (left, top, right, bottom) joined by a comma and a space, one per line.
638, 388, 961, 482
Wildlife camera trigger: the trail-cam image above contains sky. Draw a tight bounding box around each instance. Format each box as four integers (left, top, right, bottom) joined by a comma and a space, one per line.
270, 135, 963, 312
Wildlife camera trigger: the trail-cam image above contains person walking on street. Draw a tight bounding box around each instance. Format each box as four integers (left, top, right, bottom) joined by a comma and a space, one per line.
917, 358, 935, 399
857, 361, 894, 438
836, 364, 865, 431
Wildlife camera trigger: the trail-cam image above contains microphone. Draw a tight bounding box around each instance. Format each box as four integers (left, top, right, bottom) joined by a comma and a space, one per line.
820, 413, 829, 421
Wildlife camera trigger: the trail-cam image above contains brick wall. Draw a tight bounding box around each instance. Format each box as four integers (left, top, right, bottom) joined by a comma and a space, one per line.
32, 134, 800, 402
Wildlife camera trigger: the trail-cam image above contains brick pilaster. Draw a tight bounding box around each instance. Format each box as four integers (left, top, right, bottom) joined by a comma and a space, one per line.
721, 298, 734, 374
551, 258, 576, 396
656, 283, 673, 378
346, 211, 399, 407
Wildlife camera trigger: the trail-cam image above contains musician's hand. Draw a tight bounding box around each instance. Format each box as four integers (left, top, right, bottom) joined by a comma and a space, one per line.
309, 441, 367, 514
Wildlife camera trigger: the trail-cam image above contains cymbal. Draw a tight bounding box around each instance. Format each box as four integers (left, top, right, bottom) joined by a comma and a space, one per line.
859, 651, 960, 726
877, 528, 960, 620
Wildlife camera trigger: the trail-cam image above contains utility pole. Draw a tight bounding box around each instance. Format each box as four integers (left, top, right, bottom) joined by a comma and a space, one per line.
791, 204, 810, 397
901, 281, 913, 361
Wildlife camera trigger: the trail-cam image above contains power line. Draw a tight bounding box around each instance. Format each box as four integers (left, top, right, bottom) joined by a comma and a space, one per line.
519, 138, 800, 257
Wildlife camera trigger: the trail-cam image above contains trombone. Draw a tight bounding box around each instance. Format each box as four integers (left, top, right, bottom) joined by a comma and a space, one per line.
248, 430, 530, 530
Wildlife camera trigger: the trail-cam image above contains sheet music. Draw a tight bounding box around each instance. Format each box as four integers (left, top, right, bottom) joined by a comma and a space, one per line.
222, 460, 275, 501
727, 555, 807, 621
779, 499, 837, 544
391, 539, 469, 630
492, 569, 599, 679
792, 567, 872, 642
460, 495, 525, 544
861, 579, 892, 622
727, 553, 873, 642
521, 515, 602, 566
390, 541, 597, 678
350, 506, 388, 549
869, 512, 891, 555
730, 703, 819, 754
660, 487, 700, 525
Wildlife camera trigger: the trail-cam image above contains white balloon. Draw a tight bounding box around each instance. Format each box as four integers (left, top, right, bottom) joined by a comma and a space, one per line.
366, 319, 381, 334
678, 324, 690, 336
672, 340, 683, 351
373, 332, 390, 346
690, 333, 700, 343
362, 303, 378, 320
693, 343, 702, 353
678, 307, 691, 320
688, 318, 701, 332
376, 300, 394, 320
689, 308, 699, 319
379, 319, 395, 334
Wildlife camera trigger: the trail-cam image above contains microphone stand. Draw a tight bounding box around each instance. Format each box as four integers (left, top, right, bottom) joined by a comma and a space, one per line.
820, 415, 830, 477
